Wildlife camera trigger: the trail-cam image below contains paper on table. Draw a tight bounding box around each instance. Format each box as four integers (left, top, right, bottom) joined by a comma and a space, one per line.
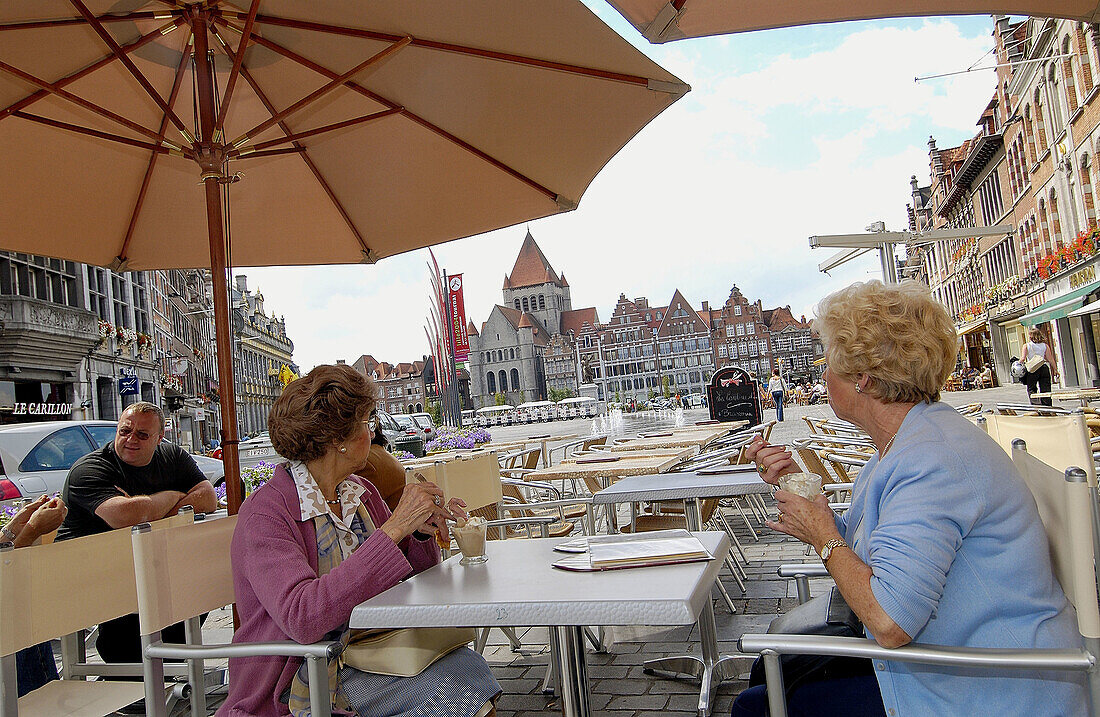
554, 528, 692, 553
551, 532, 712, 571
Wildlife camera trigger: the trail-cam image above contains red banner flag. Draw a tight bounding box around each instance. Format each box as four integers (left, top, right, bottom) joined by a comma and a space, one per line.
448, 274, 469, 362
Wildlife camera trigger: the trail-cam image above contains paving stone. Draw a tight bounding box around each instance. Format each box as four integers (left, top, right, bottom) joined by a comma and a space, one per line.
591, 678, 652, 694
606, 693, 670, 710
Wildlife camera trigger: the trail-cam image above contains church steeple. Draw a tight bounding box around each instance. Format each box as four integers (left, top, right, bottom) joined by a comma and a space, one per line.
503, 230, 562, 290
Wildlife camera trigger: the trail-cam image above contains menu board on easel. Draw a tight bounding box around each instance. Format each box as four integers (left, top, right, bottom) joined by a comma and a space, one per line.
707, 366, 761, 425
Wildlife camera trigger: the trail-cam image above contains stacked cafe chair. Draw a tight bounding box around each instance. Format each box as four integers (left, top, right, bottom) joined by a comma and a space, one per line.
740, 442, 1100, 717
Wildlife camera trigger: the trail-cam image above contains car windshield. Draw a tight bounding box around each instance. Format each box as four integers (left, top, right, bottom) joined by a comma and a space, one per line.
411, 416, 432, 429
393, 416, 416, 429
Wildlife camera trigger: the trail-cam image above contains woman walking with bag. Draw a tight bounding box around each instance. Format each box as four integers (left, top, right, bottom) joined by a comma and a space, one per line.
767, 369, 786, 422
1021, 326, 1059, 406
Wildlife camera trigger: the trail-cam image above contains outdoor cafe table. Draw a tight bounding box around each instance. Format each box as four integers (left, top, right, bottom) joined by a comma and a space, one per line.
522, 432, 580, 467
609, 423, 747, 452
349, 532, 731, 717
1031, 388, 1100, 407
590, 466, 772, 716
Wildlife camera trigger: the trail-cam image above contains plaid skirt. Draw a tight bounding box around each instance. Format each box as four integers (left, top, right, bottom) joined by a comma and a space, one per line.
289, 646, 501, 717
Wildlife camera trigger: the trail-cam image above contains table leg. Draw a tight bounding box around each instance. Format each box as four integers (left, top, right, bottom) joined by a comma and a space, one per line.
643, 497, 741, 716
552, 626, 591, 717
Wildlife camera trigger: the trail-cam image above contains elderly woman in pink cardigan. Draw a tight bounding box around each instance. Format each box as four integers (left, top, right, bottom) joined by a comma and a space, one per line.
217, 365, 500, 717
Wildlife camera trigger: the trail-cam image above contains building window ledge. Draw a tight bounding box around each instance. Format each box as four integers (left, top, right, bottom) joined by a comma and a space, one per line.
1070, 105, 1085, 125
1037, 147, 1052, 165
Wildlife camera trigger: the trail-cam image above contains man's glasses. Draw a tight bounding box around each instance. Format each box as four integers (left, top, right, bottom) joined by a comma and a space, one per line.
117, 427, 155, 442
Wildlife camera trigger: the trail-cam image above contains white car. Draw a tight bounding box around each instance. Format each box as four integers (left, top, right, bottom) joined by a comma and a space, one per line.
0, 420, 224, 508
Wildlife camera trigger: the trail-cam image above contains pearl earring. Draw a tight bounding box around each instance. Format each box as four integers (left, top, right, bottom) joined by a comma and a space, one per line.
338, 445, 347, 453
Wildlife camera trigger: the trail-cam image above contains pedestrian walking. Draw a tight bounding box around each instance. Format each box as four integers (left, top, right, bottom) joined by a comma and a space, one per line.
767, 368, 787, 421
1021, 326, 1059, 406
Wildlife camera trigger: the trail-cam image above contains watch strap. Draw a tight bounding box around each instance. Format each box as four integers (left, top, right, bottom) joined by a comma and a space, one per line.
820, 537, 848, 563
0, 524, 17, 542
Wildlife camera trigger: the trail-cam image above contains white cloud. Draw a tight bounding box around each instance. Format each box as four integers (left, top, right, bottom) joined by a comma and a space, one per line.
245, 16, 996, 372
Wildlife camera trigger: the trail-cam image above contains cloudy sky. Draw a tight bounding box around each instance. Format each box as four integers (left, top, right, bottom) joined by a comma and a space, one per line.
242, 6, 999, 372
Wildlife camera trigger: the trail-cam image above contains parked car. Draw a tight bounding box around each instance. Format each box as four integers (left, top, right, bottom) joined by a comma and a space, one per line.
408, 412, 437, 445
379, 411, 426, 457
237, 432, 280, 474
0, 420, 225, 507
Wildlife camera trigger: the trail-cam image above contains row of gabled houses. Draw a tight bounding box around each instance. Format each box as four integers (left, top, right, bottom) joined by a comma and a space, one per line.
350, 232, 823, 413
907, 15, 1100, 389
464, 232, 823, 407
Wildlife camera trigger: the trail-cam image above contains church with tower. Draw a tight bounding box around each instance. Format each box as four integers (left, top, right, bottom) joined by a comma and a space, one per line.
466, 231, 599, 407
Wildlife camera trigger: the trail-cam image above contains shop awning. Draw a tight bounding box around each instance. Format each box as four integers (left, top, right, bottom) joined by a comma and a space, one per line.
1020, 281, 1100, 326
1069, 298, 1100, 318
956, 318, 987, 336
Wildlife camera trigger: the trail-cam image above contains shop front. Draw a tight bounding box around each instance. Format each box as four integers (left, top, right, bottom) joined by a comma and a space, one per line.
1021, 258, 1100, 388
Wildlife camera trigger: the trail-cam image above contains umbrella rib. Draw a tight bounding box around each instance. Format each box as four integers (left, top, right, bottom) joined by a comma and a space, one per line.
0, 12, 179, 31
0, 60, 168, 144
0, 18, 186, 123
69, 0, 192, 141
222, 12, 652, 88
226, 36, 410, 150
232, 108, 402, 154
226, 49, 374, 260
213, 17, 560, 203
118, 28, 195, 267
11, 111, 179, 155
213, 0, 262, 134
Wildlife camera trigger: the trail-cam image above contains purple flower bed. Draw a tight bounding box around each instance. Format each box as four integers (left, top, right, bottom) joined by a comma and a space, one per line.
391, 450, 416, 461
425, 425, 492, 453
0, 503, 17, 528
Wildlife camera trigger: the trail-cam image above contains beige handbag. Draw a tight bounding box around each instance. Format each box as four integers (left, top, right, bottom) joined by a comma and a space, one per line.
341, 627, 478, 677
1024, 354, 1045, 373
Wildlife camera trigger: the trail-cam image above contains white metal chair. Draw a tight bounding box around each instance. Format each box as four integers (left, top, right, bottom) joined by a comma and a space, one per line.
740, 442, 1100, 716
132, 515, 343, 717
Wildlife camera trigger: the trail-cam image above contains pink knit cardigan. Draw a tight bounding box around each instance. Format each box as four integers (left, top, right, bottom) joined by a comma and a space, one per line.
216, 465, 439, 717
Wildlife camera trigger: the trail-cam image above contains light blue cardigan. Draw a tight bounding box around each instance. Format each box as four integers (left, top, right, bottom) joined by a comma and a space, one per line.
838, 400, 1087, 716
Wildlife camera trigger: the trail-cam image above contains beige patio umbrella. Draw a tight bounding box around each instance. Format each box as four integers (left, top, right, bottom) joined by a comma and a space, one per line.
0, 0, 687, 512
608, 0, 1100, 42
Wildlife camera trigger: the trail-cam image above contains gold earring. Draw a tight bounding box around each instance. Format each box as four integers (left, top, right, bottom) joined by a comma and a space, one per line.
855, 384, 862, 393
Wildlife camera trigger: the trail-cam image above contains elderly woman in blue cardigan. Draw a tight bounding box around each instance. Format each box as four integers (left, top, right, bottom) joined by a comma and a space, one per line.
736, 280, 1087, 717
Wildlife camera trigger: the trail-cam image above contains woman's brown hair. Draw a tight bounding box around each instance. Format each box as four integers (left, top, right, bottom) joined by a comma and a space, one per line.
269, 364, 378, 462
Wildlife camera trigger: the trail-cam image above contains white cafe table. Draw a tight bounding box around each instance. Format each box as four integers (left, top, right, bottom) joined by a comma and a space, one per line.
591, 466, 771, 716
350, 532, 730, 717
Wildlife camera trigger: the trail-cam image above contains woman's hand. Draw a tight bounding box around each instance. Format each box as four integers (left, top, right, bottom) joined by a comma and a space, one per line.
743, 436, 799, 486
380, 481, 455, 544
766, 491, 839, 551
5, 495, 49, 536
12, 497, 66, 548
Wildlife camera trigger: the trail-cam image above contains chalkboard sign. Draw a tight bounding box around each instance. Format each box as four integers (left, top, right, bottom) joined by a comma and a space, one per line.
707, 366, 761, 425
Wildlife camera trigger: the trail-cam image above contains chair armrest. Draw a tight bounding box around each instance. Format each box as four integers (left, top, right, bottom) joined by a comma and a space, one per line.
147, 639, 342, 662
500, 497, 591, 511
502, 477, 561, 495
824, 482, 854, 493
737, 634, 1093, 672
777, 564, 829, 578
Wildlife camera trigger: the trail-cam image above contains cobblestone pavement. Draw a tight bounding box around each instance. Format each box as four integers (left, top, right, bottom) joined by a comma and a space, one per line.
184, 384, 1021, 716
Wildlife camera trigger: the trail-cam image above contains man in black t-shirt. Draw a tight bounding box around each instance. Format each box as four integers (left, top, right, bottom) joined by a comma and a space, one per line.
58, 401, 217, 664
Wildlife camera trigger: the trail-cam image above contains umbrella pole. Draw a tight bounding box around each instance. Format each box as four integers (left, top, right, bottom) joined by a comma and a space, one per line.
192, 11, 243, 514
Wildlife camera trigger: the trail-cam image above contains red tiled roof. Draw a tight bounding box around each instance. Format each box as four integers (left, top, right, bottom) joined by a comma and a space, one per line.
467, 320, 479, 336
560, 307, 598, 336
503, 231, 561, 289
518, 312, 536, 328
497, 305, 522, 329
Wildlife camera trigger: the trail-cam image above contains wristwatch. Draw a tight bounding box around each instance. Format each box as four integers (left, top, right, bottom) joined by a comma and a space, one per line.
0, 524, 17, 543
819, 537, 849, 564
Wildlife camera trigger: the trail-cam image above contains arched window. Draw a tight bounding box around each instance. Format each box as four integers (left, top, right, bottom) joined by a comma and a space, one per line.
1050, 188, 1063, 248
510, 348, 515, 359
1039, 198, 1053, 254
407, 404, 413, 413
416, 403, 422, 412
538, 295, 545, 309
486, 371, 496, 393
1023, 104, 1036, 164
498, 370, 507, 393
510, 368, 520, 391
497, 350, 503, 361
522, 297, 529, 311
1048, 63, 1066, 137
514, 299, 520, 310
1034, 89, 1049, 151
1063, 36, 1080, 114
1079, 24, 1095, 93
1081, 153, 1096, 227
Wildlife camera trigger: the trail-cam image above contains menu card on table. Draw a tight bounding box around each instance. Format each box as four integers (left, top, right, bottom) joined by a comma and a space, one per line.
552, 529, 713, 572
